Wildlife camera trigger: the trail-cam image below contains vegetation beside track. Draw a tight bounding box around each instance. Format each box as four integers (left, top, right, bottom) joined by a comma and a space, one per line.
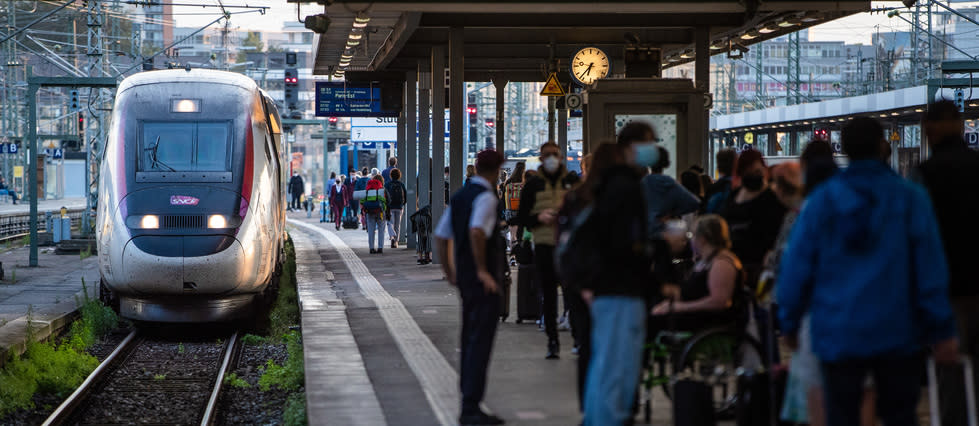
0, 280, 118, 417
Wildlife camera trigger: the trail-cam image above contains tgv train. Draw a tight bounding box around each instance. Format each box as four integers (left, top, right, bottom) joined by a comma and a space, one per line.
96, 69, 287, 322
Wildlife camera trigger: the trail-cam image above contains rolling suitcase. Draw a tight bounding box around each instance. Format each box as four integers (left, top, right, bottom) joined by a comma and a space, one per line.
515, 263, 539, 323
499, 269, 512, 322
927, 356, 978, 426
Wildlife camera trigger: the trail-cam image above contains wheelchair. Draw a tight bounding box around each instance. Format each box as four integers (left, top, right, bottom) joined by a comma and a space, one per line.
639, 291, 766, 423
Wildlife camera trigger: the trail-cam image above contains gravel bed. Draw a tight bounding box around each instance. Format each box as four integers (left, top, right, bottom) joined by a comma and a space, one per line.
72, 339, 226, 425
215, 342, 291, 426
87, 328, 132, 361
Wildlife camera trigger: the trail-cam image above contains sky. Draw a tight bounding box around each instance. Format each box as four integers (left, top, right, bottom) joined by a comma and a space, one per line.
170, 1, 978, 46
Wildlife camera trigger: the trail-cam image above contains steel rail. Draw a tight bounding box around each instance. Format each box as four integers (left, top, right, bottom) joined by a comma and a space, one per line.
41, 330, 140, 426
201, 331, 240, 426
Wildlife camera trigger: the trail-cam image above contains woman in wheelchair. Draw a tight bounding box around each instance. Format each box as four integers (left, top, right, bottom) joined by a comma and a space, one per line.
649, 214, 744, 330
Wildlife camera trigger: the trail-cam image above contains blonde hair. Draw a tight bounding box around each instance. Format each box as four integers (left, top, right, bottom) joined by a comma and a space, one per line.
694, 214, 732, 249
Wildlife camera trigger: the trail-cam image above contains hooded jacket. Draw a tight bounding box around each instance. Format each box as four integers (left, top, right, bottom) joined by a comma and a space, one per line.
777, 160, 956, 362
640, 173, 702, 238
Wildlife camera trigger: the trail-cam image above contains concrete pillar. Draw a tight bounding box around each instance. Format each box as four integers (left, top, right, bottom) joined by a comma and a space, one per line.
418, 61, 431, 209
431, 46, 446, 262
558, 107, 568, 159
449, 27, 465, 195
695, 26, 711, 167
493, 78, 507, 154
396, 85, 408, 244
547, 97, 556, 142
405, 73, 417, 248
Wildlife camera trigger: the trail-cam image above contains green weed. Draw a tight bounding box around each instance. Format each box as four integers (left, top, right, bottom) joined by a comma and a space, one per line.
177, 343, 185, 354
258, 330, 304, 392
9, 267, 16, 284
79, 245, 92, 261
20, 235, 28, 247
268, 237, 299, 342
153, 374, 166, 381
283, 392, 308, 426
67, 278, 118, 350
240, 334, 267, 345
223, 373, 250, 388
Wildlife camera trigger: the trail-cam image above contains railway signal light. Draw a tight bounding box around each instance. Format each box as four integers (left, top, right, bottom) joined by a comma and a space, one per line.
70, 90, 79, 111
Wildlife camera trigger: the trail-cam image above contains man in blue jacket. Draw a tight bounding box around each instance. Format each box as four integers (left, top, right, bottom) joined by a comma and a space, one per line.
777, 116, 959, 426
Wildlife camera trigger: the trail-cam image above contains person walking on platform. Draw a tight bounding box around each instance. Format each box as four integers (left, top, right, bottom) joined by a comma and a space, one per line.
288, 171, 304, 211
434, 149, 507, 426
329, 176, 347, 230
918, 100, 979, 426
777, 116, 960, 426
517, 141, 578, 359
355, 171, 370, 229
641, 146, 701, 238
386, 168, 407, 248
361, 175, 388, 254
382, 157, 397, 184
502, 161, 526, 246
345, 173, 359, 222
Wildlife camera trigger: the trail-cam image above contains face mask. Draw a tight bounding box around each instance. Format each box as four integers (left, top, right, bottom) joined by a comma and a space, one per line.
633, 143, 659, 167
742, 173, 765, 191
542, 156, 560, 173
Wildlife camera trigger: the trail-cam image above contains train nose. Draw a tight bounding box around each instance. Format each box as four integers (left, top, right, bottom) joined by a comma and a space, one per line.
121, 236, 246, 295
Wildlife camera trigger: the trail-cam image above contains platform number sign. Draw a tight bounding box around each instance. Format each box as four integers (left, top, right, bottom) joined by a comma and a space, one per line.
0, 141, 20, 154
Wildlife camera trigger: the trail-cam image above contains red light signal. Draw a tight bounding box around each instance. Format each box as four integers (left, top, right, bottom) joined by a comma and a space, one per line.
467, 104, 477, 115
329, 117, 338, 123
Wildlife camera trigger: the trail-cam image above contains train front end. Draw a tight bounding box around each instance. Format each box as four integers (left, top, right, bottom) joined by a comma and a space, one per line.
97, 70, 280, 323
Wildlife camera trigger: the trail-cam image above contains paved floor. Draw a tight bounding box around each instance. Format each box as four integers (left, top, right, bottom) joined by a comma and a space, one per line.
290, 214, 675, 426
0, 242, 100, 362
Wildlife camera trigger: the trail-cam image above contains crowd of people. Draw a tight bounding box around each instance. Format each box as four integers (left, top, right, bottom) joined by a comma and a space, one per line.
431, 100, 975, 426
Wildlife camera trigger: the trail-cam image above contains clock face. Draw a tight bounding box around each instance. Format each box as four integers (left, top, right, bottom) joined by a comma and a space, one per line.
571, 47, 610, 86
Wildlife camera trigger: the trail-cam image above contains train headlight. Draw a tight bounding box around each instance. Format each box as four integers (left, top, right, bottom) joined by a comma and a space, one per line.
207, 214, 228, 229
139, 215, 160, 229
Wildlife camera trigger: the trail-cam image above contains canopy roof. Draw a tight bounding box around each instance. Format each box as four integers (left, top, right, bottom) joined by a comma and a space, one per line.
310, 1, 870, 81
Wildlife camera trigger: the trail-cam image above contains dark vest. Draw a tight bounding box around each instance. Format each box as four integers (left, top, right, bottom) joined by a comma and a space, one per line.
450, 182, 505, 286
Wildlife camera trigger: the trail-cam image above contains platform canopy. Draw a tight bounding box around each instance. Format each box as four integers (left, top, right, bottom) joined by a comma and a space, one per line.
306, 0, 870, 81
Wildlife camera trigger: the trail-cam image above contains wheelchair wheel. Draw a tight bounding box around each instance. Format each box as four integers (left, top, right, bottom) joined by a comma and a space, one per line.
673, 327, 764, 419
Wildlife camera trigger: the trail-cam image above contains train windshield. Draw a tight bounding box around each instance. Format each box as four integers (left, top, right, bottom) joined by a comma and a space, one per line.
140, 121, 231, 172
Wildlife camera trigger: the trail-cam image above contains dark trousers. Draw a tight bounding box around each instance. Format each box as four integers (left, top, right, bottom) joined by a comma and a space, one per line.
822, 354, 923, 426
568, 290, 592, 411
331, 203, 344, 228
291, 192, 301, 210
459, 281, 501, 415
940, 297, 979, 426
534, 244, 559, 342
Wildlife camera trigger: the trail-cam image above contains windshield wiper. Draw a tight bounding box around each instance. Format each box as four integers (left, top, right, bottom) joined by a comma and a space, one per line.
144, 135, 176, 172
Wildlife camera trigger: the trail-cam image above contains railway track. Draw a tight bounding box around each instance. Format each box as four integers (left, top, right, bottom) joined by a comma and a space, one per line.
42, 330, 241, 426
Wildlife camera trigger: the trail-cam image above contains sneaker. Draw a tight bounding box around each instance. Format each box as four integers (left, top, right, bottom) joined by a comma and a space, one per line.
546, 340, 560, 359
417, 259, 425, 265
370, 249, 376, 254
377, 249, 383, 254
557, 316, 571, 332
391, 240, 397, 249
458, 411, 505, 425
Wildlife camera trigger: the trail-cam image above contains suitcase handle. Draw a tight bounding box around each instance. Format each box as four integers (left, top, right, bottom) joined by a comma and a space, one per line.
928, 356, 978, 426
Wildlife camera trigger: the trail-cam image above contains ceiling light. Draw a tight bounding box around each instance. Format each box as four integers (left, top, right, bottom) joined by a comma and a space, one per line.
915, 108, 924, 112
741, 32, 758, 40
891, 112, 899, 116
349, 33, 363, 40
353, 13, 370, 28
879, 113, 888, 117
710, 44, 723, 50
340, 54, 353, 60
758, 27, 778, 34
346, 39, 360, 47
680, 52, 693, 59
801, 16, 820, 23
778, 20, 798, 28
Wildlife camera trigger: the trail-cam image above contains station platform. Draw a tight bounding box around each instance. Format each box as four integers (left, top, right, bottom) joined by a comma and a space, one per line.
0, 197, 86, 216
0, 242, 99, 365
288, 213, 675, 426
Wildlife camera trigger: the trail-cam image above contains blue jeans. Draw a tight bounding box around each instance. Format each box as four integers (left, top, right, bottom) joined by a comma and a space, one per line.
366, 213, 385, 250
583, 296, 646, 426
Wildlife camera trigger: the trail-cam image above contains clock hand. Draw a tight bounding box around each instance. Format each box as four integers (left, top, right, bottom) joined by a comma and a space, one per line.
578, 63, 594, 79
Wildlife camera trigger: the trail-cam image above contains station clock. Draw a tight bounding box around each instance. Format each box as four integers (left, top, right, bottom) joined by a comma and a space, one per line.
570, 47, 610, 86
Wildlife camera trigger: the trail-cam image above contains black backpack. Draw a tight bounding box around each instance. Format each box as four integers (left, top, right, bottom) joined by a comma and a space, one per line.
386, 181, 406, 208
554, 205, 602, 292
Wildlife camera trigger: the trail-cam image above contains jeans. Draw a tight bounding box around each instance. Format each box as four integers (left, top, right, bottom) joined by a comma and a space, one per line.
583, 296, 646, 426
366, 213, 386, 250
822, 354, 923, 426
534, 244, 560, 343
387, 209, 403, 243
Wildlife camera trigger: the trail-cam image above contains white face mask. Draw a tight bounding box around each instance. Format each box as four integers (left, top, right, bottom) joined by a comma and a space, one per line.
542, 157, 560, 173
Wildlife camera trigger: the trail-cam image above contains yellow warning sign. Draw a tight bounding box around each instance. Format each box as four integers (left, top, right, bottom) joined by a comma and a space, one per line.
539, 72, 566, 97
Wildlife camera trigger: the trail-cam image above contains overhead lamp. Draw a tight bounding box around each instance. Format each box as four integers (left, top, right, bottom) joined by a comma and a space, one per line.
346, 39, 360, 47
970, 103, 978, 107
741, 32, 758, 40
891, 112, 899, 116
668, 57, 680, 63
680, 52, 693, 59
341, 53, 353, 60
915, 108, 924, 113
349, 33, 363, 40
758, 26, 778, 34
801, 15, 820, 23
710, 44, 723, 50
778, 19, 798, 28
339, 62, 350, 68
353, 13, 370, 28
879, 113, 888, 118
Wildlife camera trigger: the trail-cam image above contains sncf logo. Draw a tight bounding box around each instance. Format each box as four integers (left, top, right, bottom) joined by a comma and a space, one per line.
170, 195, 199, 206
